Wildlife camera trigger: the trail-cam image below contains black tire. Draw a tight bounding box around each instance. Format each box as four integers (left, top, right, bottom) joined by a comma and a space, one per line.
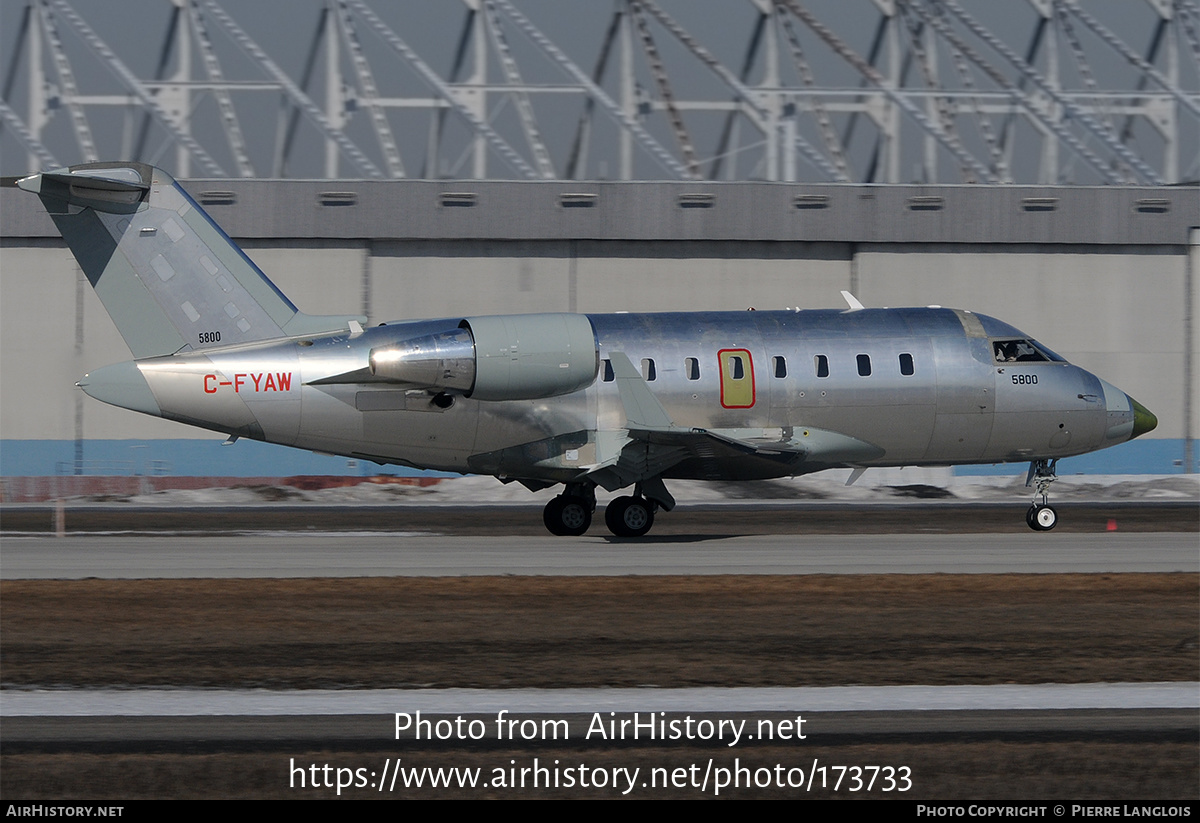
1031, 504, 1058, 531
543, 495, 592, 536
604, 495, 655, 537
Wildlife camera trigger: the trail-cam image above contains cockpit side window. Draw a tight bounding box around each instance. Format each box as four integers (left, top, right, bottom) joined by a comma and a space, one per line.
1031, 340, 1067, 362
992, 338, 1063, 364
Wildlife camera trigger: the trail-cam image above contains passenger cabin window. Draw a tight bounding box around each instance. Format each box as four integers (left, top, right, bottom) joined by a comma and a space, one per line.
772, 356, 787, 378
685, 357, 700, 380
992, 339, 1059, 363
899, 353, 914, 376
857, 354, 872, 377
602, 359, 614, 382
641, 358, 657, 381
814, 354, 829, 378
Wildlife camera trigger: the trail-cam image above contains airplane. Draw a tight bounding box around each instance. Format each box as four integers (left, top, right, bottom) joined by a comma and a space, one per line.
13, 162, 1157, 536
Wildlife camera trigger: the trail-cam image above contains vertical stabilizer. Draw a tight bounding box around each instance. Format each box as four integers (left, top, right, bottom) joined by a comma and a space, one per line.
17, 162, 364, 358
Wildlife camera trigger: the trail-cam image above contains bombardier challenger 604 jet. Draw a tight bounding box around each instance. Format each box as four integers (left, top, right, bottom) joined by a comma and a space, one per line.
15, 162, 1156, 536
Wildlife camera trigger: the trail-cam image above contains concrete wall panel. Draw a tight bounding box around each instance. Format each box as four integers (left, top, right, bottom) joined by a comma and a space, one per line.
574, 254, 851, 313
14, 182, 1194, 246
857, 247, 1186, 439
1, 245, 81, 440
368, 241, 572, 322
240, 242, 369, 319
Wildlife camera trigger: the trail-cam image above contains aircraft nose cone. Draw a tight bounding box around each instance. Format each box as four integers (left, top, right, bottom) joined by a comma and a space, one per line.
1129, 395, 1157, 439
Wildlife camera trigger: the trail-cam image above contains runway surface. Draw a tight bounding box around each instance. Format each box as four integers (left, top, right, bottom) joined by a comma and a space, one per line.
4, 683, 1197, 716
5, 685, 1195, 762
2, 531, 1196, 578
4, 501, 1195, 537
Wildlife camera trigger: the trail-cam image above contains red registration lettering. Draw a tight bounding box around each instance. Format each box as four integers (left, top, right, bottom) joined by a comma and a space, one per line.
205, 372, 292, 393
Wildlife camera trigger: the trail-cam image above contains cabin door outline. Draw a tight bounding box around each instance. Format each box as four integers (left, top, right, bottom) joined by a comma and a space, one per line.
718, 348, 755, 409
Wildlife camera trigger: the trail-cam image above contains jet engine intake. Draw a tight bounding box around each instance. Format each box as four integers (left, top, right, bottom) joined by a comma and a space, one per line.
368, 313, 598, 401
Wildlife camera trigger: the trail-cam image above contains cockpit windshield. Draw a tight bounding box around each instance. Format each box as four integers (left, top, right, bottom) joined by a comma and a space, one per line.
991, 338, 1066, 364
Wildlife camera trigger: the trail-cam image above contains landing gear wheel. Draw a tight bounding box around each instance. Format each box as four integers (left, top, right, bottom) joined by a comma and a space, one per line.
543, 495, 592, 536
1028, 504, 1058, 532
1025, 459, 1060, 532
604, 495, 655, 538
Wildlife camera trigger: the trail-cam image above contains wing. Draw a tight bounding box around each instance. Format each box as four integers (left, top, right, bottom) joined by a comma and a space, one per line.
580, 353, 883, 495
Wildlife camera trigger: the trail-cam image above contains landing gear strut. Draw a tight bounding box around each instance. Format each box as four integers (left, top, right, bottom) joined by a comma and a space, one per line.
543, 483, 596, 536
1025, 459, 1058, 531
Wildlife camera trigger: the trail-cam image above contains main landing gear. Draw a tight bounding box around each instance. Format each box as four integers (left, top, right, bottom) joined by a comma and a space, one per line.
543, 484, 595, 536
1025, 458, 1058, 532
541, 483, 662, 537
604, 495, 655, 538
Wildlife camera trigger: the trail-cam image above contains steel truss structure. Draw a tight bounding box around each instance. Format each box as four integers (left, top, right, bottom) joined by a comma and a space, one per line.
2, 0, 1197, 183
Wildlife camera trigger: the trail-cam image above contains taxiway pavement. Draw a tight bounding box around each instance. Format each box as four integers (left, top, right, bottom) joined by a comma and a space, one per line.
2, 531, 1196, 578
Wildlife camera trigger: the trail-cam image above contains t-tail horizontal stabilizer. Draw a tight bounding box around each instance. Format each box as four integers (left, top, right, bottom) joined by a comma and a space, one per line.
17, 162, 364, 359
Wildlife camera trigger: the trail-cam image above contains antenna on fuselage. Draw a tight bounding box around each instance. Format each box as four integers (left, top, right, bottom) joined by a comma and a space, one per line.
840, 291, 865, 311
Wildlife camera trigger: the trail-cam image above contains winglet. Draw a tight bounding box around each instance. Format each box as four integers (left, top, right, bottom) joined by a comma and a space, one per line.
608, 352, 674, 430
841, 291, 865, 311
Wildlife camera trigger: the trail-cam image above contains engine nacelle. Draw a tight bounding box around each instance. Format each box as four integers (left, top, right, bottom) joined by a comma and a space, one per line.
368, 327, 475, 393
368, 313, 598, 401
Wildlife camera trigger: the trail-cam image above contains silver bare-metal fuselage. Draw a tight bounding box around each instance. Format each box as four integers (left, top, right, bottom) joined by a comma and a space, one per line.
88, 306, 1141, 488
23, 160, 1155, 535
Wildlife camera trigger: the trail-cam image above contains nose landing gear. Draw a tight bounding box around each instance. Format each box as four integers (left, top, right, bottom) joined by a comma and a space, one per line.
1025, 459, 1059, 531
1026, 502, 1058, 531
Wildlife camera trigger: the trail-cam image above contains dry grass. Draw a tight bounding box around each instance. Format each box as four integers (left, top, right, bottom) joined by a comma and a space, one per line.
3, 574, 1196, 688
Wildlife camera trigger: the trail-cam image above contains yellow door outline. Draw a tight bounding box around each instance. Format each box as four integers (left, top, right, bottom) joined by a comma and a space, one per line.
718, 348, 755, 408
